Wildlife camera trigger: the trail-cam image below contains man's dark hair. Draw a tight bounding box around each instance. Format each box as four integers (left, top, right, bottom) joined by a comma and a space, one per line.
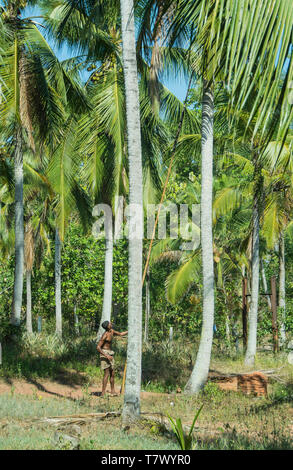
102, 321, 110, 330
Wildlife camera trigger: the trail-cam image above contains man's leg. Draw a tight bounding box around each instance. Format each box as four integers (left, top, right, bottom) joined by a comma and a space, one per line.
101, 368, 110, 396
110, 367, 116, 395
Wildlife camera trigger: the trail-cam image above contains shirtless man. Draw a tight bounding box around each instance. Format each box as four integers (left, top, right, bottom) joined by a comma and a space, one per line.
97, 320, 128, 396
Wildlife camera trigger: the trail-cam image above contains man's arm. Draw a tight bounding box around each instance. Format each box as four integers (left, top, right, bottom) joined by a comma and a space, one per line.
113, 330, 128, 337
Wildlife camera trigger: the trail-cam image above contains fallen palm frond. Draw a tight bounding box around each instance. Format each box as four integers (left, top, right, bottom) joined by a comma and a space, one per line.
27, 411, 121, 426
26, 411, 176, 430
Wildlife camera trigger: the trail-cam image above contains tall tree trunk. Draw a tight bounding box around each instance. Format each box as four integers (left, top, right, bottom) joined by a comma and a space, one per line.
144, 265, 150, 343
185, 80, 214, 394
225, 313, 232, 352
26, 270, 32, 333
74, 304, 79, 336
120, 0, 143, 423
261, 258, 271, 310
279, 231, 286, 346
245, 179, 260, 366
222, 282, 231, 352
55, 228, 62, 337
242, 276, 248, 350
11, 127, 24, 326
97, 220, 114, 340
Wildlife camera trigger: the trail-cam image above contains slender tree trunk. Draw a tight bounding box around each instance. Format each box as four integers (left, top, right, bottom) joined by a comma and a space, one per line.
121, 0, 143, 423
271, 275, 279, 352
225, 313, 232, 351
55, 228, 62, 337
245, 180, 260, 366
144, 265, 150, 343
242, 277, 248, 350
222, 283, 231, 352
74, 304, 79, 336
97, 221, 114, 340
26, 270, 32, 333
11, 127, 24, 326
261, 258, 271, 310
241, 266, 248, 350
185, 80, 214, 394
279, 231, 286, 346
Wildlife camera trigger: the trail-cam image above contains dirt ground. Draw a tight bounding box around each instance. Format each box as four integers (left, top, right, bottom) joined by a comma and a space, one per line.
0, 376, 165, 401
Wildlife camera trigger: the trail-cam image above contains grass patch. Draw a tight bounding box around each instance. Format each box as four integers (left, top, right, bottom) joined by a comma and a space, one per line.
0, 394, 178, 450
0, 393, 94, 419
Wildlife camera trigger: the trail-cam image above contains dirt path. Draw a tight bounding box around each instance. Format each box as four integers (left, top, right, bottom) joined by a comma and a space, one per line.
0, 377, 167, 401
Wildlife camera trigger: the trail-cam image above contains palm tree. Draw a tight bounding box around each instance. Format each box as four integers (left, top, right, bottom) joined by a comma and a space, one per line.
261, 137, 293, 346
42, 0, 184, 344
0, 1, 88, 327
0, 3, 53, 326
46, 115, 91, 336
120, 0, 143, 423
120, 0, 192, 417
214, 134, 293, 361
161, 0, 292, 381
153, 79, 291, 372
244, 152, 262, 365
77, 31, 127, 340
184, 79, 215, 392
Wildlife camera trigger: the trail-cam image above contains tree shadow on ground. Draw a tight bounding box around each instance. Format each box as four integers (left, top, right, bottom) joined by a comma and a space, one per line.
24, 377, 80, 402
195, 430, 292, 450
90, 391, 102, 397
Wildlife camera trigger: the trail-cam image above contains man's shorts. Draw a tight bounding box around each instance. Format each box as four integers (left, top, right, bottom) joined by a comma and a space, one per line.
100, 350, 115, 370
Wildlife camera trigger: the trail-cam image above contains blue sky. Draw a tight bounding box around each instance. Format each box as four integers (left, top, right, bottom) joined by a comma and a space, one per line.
22, 3, 189, 101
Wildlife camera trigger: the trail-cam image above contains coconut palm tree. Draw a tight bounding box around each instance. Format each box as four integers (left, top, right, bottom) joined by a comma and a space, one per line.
42, 1, 190, 346
0, 1, 89, 327
135, 3, 293, 364
119, 0, 144, 423
213, 134, 293, 360
0, 3, 56, 326
153, 80, 291, 372
261, 137, 293, 346
45, 115, 91, 336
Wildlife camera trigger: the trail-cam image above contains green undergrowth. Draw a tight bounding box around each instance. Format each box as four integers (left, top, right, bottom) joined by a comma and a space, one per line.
0, 333, 125, 384
1, 334, 293, 396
